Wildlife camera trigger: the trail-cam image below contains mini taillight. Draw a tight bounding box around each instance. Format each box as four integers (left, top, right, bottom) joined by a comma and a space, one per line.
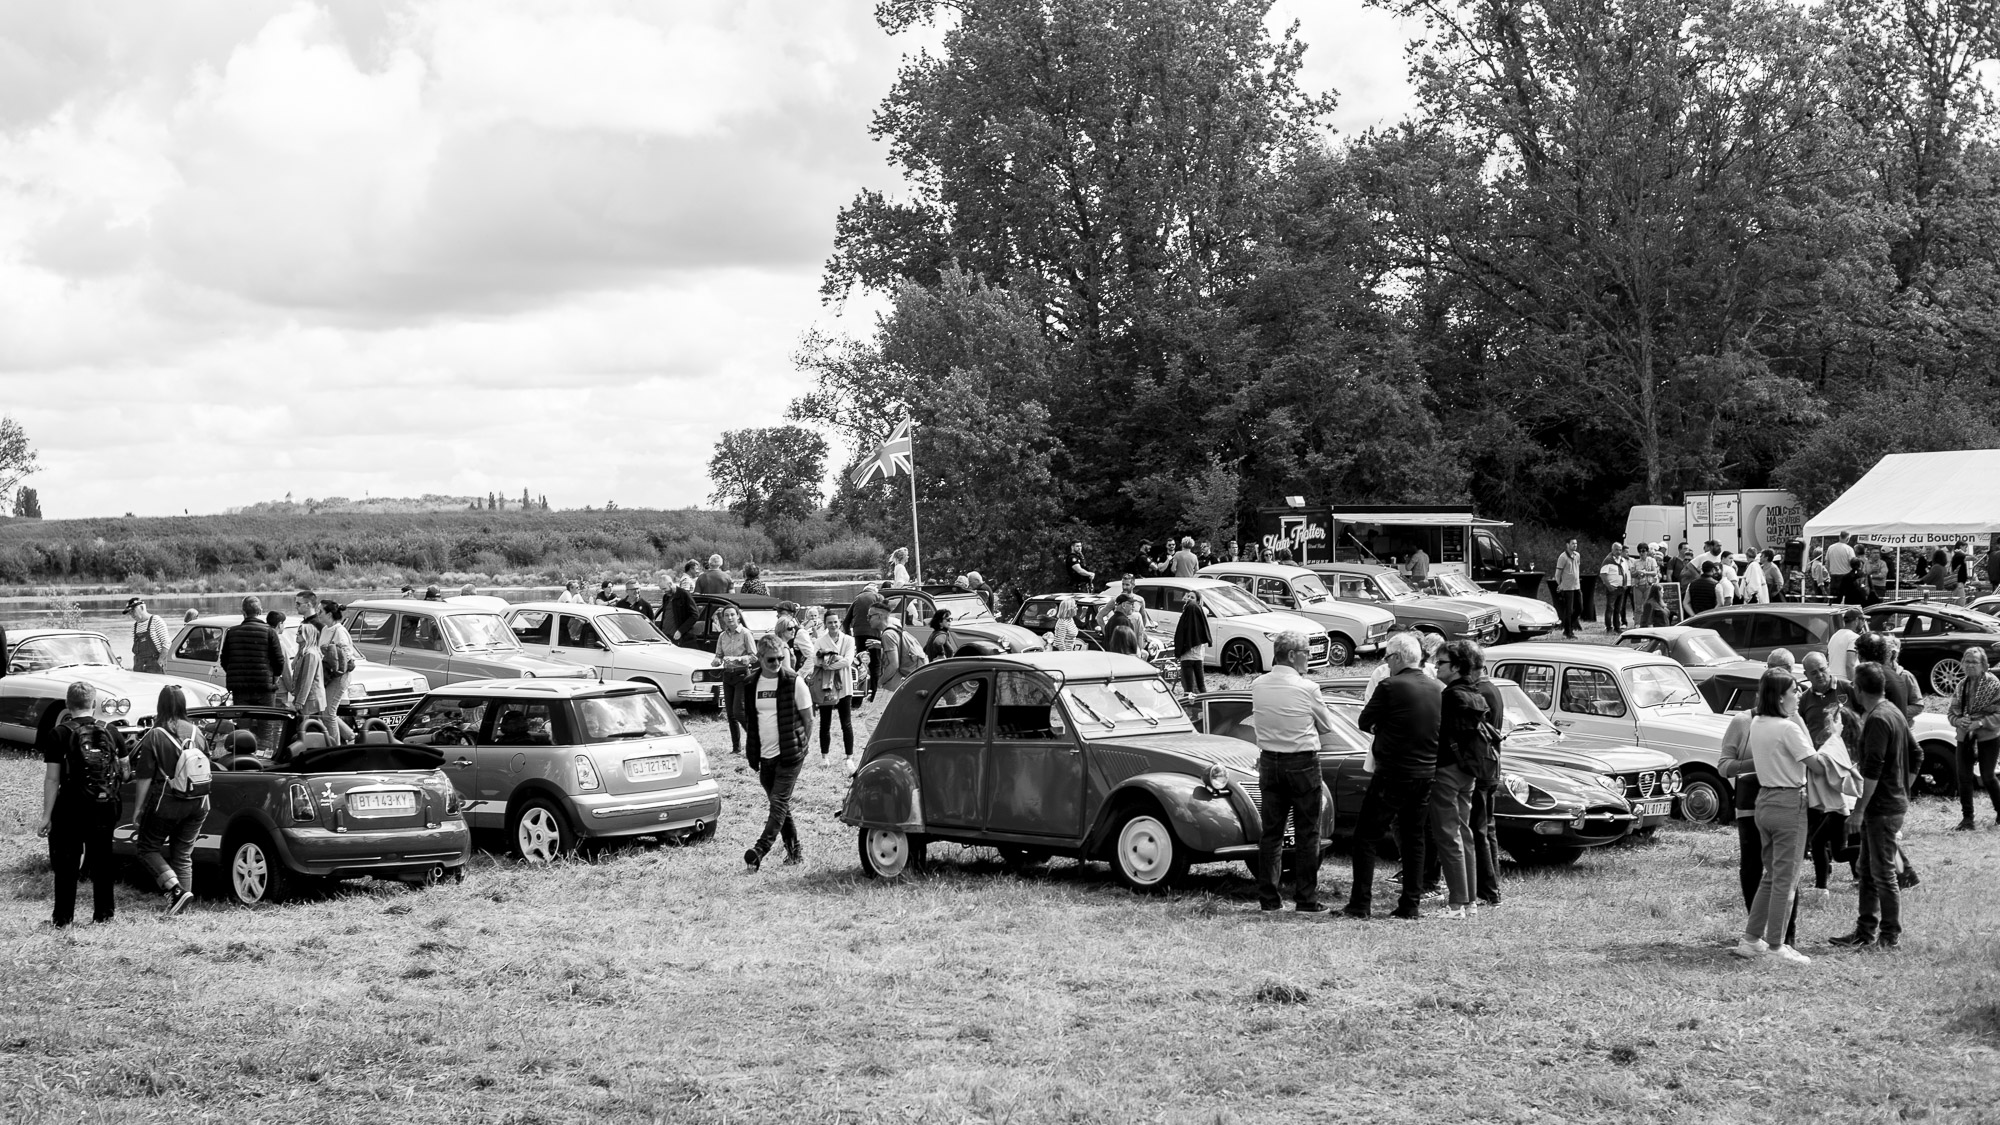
288, 783, 316, 822
574, 754, 600, 791
443, 785, 462, 815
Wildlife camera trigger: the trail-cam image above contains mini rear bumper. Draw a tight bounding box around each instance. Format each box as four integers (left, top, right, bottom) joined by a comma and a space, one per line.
571, 778, 722, 838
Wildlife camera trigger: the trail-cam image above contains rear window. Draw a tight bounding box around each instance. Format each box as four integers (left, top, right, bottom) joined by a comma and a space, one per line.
575, 692, 684, 741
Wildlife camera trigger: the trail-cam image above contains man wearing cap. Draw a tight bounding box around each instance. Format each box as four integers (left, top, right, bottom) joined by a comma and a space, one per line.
125, 598, 171, 675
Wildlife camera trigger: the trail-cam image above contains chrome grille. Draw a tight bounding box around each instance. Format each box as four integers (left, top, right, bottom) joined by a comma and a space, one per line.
1095, 750, 1151, 786
1237, 782, 1296, 838
1307, 636, 1330, 666
1637, 771, 1657, 798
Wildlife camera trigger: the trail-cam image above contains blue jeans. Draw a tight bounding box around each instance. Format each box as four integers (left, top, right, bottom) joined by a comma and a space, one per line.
1256, 752, 1323, 908
138, 797, 210, 892
1428, 765, 1475, 907
753, 753, 803, 858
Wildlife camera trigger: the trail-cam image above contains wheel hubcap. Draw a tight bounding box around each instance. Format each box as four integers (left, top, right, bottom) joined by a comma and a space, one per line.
518, 808, 562, 862
1223, 644, 1254, 675
1118, 817, 1170, 884
1683, 783, 1720, 824
1933, 659, 1966, 694
232, 843, 268, 903
865, 829, 909, 877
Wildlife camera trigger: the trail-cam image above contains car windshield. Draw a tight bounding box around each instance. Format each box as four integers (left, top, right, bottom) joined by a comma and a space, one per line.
598, 612, 667, 644
8, 634, 117, 672
740, 610, 780, 634
441, 614, 520, 651
1494, 682, 1555, 732
1200, 586, 1270, 618
1430, 573, 1483, 598
1680, 633, 1739, 665
575, 692, 685, 741
1060, 677, 1193, 736
1624, 664, 1705, 707
1374, 571, 1417, 599
931, 593, 995, 623
1290, 574, 1333, 604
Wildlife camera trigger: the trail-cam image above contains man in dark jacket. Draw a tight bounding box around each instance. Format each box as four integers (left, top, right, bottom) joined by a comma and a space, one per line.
845, 584, 885, 701
220, 597, 285, 749
1104, 597, 1141, 655
1067, 542, 1095, 592
743, 635, 812, 870
1346, 633, 1443, 919
695, 554, 733, 595
1687, 563, 1721, 615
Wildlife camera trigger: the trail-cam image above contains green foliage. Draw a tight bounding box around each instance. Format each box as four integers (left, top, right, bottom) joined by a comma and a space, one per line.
707, 426, 829, 526
1181, 456, 1241, 551
0, 416, 35, 501
12, 486, 40, 520
800, 535, 888, 571
1772, 379, 2000, 512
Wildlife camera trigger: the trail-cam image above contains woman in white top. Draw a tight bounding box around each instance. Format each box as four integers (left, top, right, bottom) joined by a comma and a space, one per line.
1739, 553, 1770, 604
813, 608, 857, 762
1051, 599, 1082, 651
556, 580, 586, 604
887, 547, 912, 585
288, 620, 329, 738
1733, 669, 1825, 964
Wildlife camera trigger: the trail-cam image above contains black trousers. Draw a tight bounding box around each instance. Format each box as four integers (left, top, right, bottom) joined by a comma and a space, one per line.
1470, 783, 1502, 902
818, 699, 854, 755
1958, 737, 2000, 822
1179, 659, 1206, 696
857, 638, 883, 699
49, 803, 119, 926
1256, 752, 1324, 909
1557, 590, 1582, 635
1856, 813, 1903, 939
1805, 806, 1849, 890
1347, 772, 1432, 914
753, 753, 803, 858
1736, 815, 1797, 946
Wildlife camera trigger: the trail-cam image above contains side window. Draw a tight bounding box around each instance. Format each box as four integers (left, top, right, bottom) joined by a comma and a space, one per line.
488, 702, 561, 746
1204, 698, 1256, 743
1218, 574, 1255, 593
994, 671, 1060, 740
511, 611, 553, 645
347, 610, 395, 646
902, 598, 925, 627
559, 616, 603, 648
923, 676, 990, 741
176, 626, 223, 662
1338, 576, 1372, 600
1705, 614, 1746, 648
1022, 598, 1059, 628
400, 698, 490, 744
1751, 615, 1812, 649
1561, 668, 1628, 718
1499, 663, 1557, 711
1254, 578, 1291, 608
400, 614, 443, 652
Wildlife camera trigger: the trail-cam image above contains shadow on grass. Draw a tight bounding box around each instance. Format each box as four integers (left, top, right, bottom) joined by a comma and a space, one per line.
1602, 939, 1741, 968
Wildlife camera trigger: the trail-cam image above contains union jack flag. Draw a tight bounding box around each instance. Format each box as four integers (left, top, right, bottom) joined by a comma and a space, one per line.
849, 417, 914, 487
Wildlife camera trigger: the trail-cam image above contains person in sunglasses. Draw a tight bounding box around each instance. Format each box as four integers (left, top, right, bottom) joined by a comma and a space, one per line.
744, 634, 814, 870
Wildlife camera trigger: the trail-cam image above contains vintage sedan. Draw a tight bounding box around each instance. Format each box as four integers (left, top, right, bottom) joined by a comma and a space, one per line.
162, 614, 428, 728
1310, 563, 1504, 644
1415, 570, 1562, 640
840, 652, 1334, 890
1614, 626, 1770, 713
1197, 562, 1395, 666
504, 602, 727, 707
1130, 578, 1335, 674
1488, 644, 1738, 824
344, 599, 595, 688
111, 706, 472, 905
1, 628, 225, 749
1680, 604, 1840, 665
396, 679, 720, 861
878, 585, 1047, 654
1193, 683, 1641, 864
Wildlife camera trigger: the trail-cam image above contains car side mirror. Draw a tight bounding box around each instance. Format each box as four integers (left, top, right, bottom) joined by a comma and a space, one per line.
114, 657, 125, 669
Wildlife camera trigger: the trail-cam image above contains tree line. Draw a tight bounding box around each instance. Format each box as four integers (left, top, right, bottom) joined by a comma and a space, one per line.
707, 0, 2000, 588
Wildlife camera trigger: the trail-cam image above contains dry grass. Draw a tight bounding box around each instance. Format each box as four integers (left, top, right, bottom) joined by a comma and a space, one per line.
2, 686, 1999, 1124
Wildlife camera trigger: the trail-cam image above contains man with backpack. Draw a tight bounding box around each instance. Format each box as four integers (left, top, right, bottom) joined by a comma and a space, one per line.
129, 685, 209, 916
37, 682, 127, 927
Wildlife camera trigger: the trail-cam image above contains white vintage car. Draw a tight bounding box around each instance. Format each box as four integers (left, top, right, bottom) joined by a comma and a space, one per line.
1488, 642, 1738, 824
1417, 570, 1563, 640
1130, 578, 1335, 674
1197, 561, 1396, 665
503, 602, 727, 707
161, 614, 430, 728
0, 628, 225, 748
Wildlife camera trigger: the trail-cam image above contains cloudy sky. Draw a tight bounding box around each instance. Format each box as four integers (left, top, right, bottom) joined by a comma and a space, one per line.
0, 0, 1415, 519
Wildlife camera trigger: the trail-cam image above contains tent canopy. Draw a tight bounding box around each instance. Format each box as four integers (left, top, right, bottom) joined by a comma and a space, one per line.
1802, 449, 2000, 546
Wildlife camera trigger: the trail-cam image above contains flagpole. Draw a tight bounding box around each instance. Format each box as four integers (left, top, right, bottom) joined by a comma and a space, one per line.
906, 424, 922, 585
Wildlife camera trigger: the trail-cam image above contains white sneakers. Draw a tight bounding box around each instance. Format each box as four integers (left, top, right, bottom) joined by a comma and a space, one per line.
1730, 937, 1812, 964
1772, 945, 1812, 965
1437, 905, 1468, 920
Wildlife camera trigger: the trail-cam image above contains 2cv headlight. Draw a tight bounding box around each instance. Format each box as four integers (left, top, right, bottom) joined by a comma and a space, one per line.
1203, 764, 1229, 795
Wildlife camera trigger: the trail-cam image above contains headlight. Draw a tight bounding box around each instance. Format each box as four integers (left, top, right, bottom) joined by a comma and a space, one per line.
208, 692, 230, 707
1524, 784, 1558, 810
1203, 763, 1229, 794
574, 754, 600, 791
1595, 774, 1623, 793
1502, 772, 1528, 802
1665, 769, 1683, 794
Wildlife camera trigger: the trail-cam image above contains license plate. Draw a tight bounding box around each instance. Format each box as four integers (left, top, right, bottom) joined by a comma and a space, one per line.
1637, 799, 1672, 818
625, 755, 680, 780
350, 791, 417, 816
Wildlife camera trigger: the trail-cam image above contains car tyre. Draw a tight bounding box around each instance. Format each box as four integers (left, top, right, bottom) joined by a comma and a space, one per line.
1109, 807, 1189, 893
1325, 634, 1355, 667
1507, 842, 1583, 866
508, 797, 576, 863
1677, 771, 1730, 826
224, 832, 289, 906
1220, 640, 1261, 677
1914, 742, 1958, 799
1930, 658, 1966, 696
996, 845, 1052, 870
857, 827, 926, 880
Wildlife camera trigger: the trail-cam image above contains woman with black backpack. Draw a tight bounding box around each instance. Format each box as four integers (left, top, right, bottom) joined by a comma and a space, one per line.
37, 681, 127, 927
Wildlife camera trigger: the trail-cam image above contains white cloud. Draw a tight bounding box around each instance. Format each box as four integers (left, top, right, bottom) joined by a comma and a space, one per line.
0, 0, 1412, 519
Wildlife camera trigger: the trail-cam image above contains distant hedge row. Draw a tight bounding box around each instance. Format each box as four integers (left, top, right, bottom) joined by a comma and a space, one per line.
0, 509, 873, 584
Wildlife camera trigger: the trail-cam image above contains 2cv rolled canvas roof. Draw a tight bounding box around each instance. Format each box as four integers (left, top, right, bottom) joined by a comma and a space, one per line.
1803, 449, 2000, 545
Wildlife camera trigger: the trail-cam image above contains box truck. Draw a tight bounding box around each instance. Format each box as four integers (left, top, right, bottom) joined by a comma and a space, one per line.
1623, 490, 1804, 557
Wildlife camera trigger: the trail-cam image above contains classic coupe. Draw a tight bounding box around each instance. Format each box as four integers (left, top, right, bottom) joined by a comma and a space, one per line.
877, 585, 1047, 655
840, 652, 1333, 890
1196, 562, 1395, 665
1, 628, 224, 750
111, 706, 472, 905
344, 599, 595, 688
504, 602, 727, 707
1415, 570, 1562, 640
162, 614, 428, 728
1310, 563, 1504, 644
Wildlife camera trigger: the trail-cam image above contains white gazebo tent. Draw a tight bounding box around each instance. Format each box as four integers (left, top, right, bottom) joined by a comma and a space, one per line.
1802, 449, 2000, 594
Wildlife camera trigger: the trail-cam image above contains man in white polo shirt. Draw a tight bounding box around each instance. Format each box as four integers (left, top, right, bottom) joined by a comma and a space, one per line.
1250, 630, 1337, 913
1825, 532, 1856, 603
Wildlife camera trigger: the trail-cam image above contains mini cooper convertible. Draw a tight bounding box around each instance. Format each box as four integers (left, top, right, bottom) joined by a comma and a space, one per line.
840, 652, 1333, 890
110, 707, 471, 906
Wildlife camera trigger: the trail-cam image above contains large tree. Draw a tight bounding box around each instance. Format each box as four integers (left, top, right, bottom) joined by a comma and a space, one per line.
0, 416, 36, 503
706, 426, 829, 527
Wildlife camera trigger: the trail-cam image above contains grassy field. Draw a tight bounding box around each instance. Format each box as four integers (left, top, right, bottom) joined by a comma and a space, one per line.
2, 698, 1998, 1124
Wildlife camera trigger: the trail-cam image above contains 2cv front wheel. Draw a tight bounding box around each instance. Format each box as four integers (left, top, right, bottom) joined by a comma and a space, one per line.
1109, 807, 1190, 893
857, 828, 927, 880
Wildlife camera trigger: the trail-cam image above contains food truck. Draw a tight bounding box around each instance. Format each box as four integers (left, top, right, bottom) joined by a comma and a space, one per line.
1253, 505, 1540, 593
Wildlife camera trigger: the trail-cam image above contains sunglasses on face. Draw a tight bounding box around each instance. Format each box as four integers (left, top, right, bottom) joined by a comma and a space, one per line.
761, 656, 784, 665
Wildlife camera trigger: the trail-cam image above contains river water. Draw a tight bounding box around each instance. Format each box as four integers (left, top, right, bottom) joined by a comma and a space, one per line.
0, 580, 871, 667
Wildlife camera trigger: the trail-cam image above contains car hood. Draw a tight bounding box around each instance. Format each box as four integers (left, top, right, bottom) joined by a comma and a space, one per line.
1504, 757, 1627, 808
1226, 611, 1325, 637
956, 621, 1047, 652
1503, 729, 1678, 773
606, 641, 719, 671
1394, 594, 1491, 621
458, 650, 595, 677
348, 664, 429, 694
1298, 600, 1397, 628
37, 666, 225, 710
1099, 730, 1261, 774
1477, 593, 1560, 624
1634, 705, 1733, 757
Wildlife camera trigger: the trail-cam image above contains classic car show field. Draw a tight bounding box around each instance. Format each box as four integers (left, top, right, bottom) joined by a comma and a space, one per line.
2, 698, 1997, 1124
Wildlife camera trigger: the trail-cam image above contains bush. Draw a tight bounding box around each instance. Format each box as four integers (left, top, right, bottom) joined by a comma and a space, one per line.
800, 535, 886, 571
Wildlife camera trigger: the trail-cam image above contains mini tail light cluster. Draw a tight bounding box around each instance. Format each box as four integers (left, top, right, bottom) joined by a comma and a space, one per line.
288, 783, 316, 822
574, 754, 601, 791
